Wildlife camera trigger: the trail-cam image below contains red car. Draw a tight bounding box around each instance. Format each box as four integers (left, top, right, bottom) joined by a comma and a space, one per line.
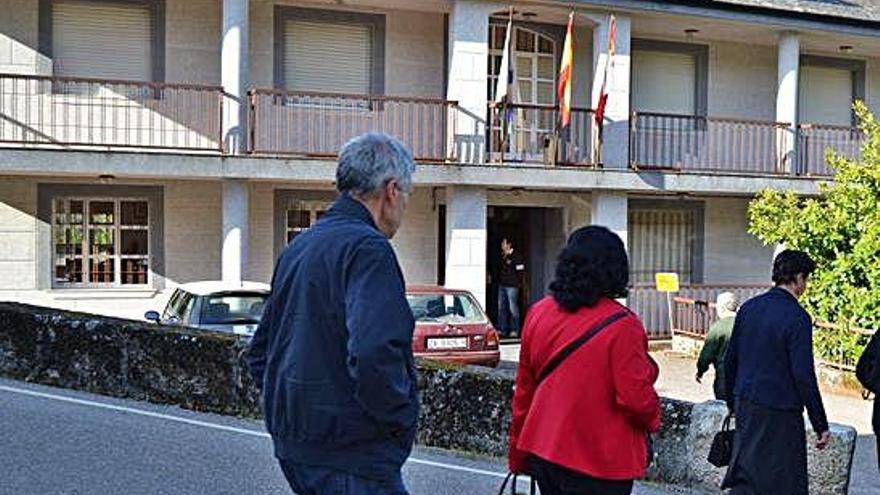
406, 285, 500, 367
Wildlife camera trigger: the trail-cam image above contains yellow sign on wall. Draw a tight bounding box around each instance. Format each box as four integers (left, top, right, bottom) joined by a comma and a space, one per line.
655, 272, 680, 293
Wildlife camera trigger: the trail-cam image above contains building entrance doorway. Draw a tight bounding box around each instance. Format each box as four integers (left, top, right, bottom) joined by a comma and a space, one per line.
487, 206, 565, 339
437, 204, 566, 340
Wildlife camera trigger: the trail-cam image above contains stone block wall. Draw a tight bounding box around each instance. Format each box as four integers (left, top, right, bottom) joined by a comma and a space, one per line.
0, 302, 858, 494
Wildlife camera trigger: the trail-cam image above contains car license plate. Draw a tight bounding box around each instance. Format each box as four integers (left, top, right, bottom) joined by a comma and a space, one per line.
427, 337, 468, 350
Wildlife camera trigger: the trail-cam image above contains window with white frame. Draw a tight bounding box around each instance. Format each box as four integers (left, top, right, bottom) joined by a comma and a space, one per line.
488, 24, 556, 154
52, 198, 150, 287
285, 201, 331, 244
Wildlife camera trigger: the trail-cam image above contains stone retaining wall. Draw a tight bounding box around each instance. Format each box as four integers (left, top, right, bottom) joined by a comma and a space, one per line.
0, 303, 858, 494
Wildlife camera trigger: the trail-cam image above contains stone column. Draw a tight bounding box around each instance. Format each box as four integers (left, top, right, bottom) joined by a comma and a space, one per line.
777, 32, 800, 173
222, 0, 249, 153
222, 180, 249, 283
591, 14, 631, 169
445, 186, 488, 307
590, 192, 628, 250
447, 1, 498, 165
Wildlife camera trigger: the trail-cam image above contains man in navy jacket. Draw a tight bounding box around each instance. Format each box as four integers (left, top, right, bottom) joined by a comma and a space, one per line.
246, 133, 418, 495
722, 250, 830, 495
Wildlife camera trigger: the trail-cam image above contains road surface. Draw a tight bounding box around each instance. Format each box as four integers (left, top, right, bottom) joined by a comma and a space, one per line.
0, 377, 695, 495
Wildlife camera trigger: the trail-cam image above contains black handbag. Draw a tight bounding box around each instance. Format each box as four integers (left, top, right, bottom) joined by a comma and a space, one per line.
707, 414, 735, 467
496, 473, 536, 495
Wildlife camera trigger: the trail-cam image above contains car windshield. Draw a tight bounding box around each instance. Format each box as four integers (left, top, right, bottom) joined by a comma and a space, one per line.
406, 293, 485, 324
199, 293, 268, 325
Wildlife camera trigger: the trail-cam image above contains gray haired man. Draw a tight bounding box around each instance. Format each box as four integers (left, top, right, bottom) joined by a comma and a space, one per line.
246, 133, 418, 495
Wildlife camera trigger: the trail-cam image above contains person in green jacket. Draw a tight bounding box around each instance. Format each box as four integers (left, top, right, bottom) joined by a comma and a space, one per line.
696, 292, 740, 400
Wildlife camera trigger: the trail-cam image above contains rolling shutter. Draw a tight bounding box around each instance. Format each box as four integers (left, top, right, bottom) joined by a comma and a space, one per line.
632, 50, 696, 115
52, 1, 152, 81
284, 20, 372, 94
799, 65, 853, 126
629, 209, 696, 285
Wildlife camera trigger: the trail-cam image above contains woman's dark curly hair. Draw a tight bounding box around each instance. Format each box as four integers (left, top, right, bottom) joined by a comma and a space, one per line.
549, 225, 629, 312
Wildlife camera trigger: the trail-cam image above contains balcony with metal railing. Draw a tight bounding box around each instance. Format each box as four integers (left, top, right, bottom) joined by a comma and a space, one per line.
629, 111, 866, 177
247, 89, 457, 163
0, 73, 224, 153
487, 103, 596, 166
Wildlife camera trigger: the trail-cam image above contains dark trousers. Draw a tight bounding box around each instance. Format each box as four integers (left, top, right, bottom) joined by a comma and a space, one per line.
497, 285, 521, 336
278, 460, 409, 495
528, 456, 634, 495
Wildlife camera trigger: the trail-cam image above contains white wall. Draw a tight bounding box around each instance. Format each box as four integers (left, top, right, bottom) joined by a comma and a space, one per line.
702, 196, 774, 284
163, 181, 222, 286
708, 41, 777, 120
392, 187, 438, 285
0, 178, 37, 290
166, 0, 221, 85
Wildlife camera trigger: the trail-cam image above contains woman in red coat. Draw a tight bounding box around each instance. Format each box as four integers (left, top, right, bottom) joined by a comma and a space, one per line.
508, 226, 662, 495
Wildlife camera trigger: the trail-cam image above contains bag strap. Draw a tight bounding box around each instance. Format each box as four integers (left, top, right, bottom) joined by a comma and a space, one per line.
497, 473, 537, 495
536, 309, 630, 385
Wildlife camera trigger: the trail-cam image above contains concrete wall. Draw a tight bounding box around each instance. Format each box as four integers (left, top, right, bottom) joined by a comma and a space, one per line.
165, 0, 221, 85
163, 181, 222, 287
708, 41, 777, 121
702, 196, 774, 285
0, 0, 46, 74
392, 187, 438, 285
247, 181, 274, 284
0, 178, 37, 290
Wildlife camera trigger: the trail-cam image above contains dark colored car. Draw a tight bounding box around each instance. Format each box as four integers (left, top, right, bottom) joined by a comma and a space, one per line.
145, 281, 270, 338
406, 285, 500, 367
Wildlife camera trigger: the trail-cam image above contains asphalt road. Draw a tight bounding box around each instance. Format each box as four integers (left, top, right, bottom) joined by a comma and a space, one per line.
0, 378, 695, 495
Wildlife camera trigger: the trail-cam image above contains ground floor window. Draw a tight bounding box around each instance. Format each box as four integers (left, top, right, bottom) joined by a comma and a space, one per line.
628, 207, 700, 285
285, 201, 330, 244
52, 197, 150, 287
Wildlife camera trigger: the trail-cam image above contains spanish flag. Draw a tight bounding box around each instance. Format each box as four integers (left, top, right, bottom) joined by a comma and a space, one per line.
557, 12, 574, 130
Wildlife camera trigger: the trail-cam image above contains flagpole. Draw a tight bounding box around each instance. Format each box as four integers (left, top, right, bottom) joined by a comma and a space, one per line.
499, 6, 513, 165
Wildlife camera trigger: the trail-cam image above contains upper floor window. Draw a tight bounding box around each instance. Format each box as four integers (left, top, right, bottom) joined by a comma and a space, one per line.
631, 40, 708, 117
276, 7, 385, 96
44, 0, 163, 81
798, 56, 865, 127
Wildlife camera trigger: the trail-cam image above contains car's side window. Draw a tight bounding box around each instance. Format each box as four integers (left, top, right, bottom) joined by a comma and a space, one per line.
162, 290, 182, 320
178, 293, 197, 324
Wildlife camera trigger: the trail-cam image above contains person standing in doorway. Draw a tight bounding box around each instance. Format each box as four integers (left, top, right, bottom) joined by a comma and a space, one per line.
498, 238, 526, 338
246, 133, 418, 495
722, 250, 830, 495
695, 292, 739, 401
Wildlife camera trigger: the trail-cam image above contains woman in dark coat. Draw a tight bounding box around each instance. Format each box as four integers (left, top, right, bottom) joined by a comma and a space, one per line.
722, 250, 830, 494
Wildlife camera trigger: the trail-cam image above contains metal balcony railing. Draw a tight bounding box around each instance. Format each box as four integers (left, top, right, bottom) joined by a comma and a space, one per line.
0, 73, 223, 152
488, 103, 596, 166
796, 123, 864, 177
248, 89, 456, 162
630, 112, 792, 175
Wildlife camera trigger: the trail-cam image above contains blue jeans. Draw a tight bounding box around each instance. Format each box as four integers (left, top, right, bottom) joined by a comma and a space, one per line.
278, 460, 409, 495
497, 285, 521, 336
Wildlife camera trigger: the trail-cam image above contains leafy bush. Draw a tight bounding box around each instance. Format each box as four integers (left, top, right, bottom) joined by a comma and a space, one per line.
748, 101, 879, 366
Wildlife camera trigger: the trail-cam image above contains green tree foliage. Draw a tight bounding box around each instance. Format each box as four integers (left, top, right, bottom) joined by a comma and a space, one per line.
748, 101, 879, 366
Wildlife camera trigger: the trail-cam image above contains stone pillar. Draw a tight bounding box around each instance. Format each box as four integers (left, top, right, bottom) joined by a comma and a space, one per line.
777, 32, 800, 173
447, 1, 498, 165
222, 0, 249, 153
222, 180, 249, 283
591, 14, 631, 169
445, 186, 488, 307
590, 192, 628, 249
